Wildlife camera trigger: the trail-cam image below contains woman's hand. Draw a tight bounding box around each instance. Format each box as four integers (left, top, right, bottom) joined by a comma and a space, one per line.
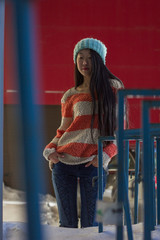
85, 156, 98, 168
48, 152, 64, 170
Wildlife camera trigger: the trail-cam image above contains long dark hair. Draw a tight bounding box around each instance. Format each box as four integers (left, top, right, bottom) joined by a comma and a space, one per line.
74, 49, 124, 142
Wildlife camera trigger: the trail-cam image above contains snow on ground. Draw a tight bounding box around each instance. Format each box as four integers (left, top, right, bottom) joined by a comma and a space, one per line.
3, 183, 59, 226
2, 183, 160, 240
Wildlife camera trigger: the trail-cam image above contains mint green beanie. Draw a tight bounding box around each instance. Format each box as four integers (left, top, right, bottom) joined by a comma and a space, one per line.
73, 38, 107, 64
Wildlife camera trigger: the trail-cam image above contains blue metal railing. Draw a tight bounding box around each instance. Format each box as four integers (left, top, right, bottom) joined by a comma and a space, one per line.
117, 90, 160, 240
98, 90, 160, 240
98, 127, 160, 240
142, 100, 160, 239
98, 136, 134, 240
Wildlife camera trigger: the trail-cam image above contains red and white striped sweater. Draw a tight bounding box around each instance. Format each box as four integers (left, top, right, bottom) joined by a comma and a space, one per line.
43, 82, 121, 168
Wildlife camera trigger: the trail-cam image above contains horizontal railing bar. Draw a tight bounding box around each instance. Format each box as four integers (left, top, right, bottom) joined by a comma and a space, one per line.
119, 89, 160, 97
98, 126, 160, 143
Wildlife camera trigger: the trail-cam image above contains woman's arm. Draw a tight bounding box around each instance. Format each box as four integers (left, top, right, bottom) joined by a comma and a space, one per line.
43, 91, 73, 161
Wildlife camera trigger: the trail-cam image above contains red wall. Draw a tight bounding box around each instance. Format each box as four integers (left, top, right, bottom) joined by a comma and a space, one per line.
4, 0, 160, 127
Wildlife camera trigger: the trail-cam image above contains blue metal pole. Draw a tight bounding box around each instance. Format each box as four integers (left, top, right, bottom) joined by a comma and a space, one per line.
124, 127, 160, 139
117, 89, 160, 97
98, 137, 103, 233
123, 173, 133, 240
124, 141, 129, 190
134, 140, 140, 224
13, 1, 43, 240
151, 138, 156, 228
0, 1, 5, 240
124, 140, 129, 226
156, 138, 160, 224
117, 90, 125, 240
123, 141, 133, 240
142, 101, 151, 240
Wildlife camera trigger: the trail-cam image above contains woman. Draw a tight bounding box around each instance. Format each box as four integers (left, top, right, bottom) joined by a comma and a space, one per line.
43, 38, 124, 228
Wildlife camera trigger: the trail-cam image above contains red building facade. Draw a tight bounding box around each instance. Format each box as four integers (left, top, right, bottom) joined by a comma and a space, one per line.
4, 0, 160, 126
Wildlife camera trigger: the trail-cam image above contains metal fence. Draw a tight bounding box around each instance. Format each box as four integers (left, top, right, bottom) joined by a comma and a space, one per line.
98, 90, 160, 240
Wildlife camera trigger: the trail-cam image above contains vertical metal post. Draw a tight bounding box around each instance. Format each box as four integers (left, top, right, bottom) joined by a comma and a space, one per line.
13, 1, 43, 240
0, 1, 5, 240
134, 140, 140, 224
98, 137, 103, 233
124, 140, 129, 190
123, 173, 133, 240
124, 138, 133, 240
142, 101, 151, 240
124, 140, 129, 226
156, 138, 160, 224
117, 90, 125, 240
151, 138, 156, 228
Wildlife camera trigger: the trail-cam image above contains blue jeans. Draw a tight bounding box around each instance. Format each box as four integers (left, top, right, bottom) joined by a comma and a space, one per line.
52, 161, 107, 228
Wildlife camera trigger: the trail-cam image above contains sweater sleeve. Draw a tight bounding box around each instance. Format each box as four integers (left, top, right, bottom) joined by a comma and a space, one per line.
43, 91, 73, 160
102, 140, 117, 170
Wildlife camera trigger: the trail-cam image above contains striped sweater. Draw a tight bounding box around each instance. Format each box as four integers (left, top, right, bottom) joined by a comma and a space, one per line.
43, 80, 121, 168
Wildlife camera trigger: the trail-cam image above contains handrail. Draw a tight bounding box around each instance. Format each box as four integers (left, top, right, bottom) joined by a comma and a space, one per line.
98, 91, 160, 240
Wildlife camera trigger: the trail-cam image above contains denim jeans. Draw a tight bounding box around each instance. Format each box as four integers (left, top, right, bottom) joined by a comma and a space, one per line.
52, 161, 107, 228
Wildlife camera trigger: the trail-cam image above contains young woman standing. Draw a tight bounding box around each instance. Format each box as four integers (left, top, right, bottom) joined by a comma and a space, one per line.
43, 38, 124, 228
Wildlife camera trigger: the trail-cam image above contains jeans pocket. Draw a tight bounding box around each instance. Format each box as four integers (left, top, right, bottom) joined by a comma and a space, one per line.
52, 161, 61, 171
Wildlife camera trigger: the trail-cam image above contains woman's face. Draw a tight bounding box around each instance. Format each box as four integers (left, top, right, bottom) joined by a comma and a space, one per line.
76, 49, 92, 78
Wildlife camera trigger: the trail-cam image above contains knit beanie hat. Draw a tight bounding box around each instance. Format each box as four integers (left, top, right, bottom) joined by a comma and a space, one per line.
73, 38, 107, 64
